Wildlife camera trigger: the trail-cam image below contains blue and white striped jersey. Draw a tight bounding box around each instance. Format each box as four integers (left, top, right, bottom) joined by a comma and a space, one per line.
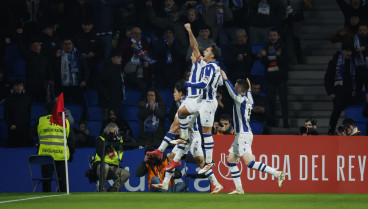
224, 79, 254, 134
187, 58, 207, 97
185, 61, 223, 101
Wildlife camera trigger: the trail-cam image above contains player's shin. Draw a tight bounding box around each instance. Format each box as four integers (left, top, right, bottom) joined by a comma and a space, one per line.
247, 161, 279, 177
203, 133, 214, 164
178, 115, 189, 140
158, 132, 176, 152
228, 162, 243, 189
173, 145, 185, 162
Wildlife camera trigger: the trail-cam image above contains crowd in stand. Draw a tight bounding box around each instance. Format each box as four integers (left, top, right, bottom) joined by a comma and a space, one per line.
1, 0, 367, 149
326, 0, 368, 135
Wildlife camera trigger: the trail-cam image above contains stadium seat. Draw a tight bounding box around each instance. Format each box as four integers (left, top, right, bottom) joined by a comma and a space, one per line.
121, 105, 138, 121
345, 105, 368, 123
0, 104, 3, 120
250, 120, 263, 135
127, 120, 140, 140
5, 44, 20, 61
65, 104, 82, 122
88, 106, 102, 121
250, 60, 265, 76
86, 121, 102, 137
157, 89, 173, 108
251, 43, 264, 55
85, 89, 99, 106
6, 57, 26, 77
97, 60, 105, 72
122, 89, 142, 106
356, 123, 367, 135
31, 103, 46, 120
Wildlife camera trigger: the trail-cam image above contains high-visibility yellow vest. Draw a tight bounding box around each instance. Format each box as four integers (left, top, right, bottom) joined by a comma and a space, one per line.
37, 115, 70, 161
94, 136, 124, 166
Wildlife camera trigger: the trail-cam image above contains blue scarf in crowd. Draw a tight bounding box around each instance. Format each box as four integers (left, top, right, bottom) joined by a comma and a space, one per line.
353, 34, 366, 66
335, 53, 357, 95
131, 38, 156, 64
144, 102, 159, 132
61, 48, 79, 86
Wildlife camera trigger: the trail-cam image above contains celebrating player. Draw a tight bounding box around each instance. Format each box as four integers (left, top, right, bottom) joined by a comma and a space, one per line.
220, 70, 285, 194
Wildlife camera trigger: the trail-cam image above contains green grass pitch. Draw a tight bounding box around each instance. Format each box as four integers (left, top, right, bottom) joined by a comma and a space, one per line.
1, 193, 368, 209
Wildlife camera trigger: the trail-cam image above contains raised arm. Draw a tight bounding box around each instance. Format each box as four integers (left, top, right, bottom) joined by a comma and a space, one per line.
184, 23, 200, 58
220, 70, 244, 104
246, 78, 254, 106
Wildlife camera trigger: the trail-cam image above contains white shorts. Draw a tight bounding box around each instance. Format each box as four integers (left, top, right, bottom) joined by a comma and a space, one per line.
228, 132, 253, 157
181, 97, 200, 115
198, 100, 218, 127
172, 131, 203, 158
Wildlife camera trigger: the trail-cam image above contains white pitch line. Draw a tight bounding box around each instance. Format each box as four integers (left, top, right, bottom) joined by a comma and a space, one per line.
0, 193, 68, 204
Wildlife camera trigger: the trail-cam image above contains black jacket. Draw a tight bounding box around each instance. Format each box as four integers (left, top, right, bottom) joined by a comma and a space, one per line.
224, 43, 252, 80
4, 91, 32, 128
97, 60, 124, 110
324, 52, 355, 96
261, 41, 288, 83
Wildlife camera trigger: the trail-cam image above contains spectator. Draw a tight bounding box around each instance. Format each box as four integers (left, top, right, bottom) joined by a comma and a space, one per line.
186, 24, 215, 62
97, 51, 124, 115
336, 118, 362, 136
92, 122, 130, 192
353, 22, 368, 103
248, 0, 286, 44
330, 14, 361, 46
193, 0, 233, 43
214, 87, 232, 122
118, 26, 154, 92
336, 0, 368, 27
137, 89, 167, 148
363, 103, 368, 135
185, 8, 206, 40
75, 18, 104, 88
88, 0, 131, 60
62, 0, 93, 38
299, 117, 318, 135
325, 44, 357, 135
135, 148, 185, 192
55, 38, 89, 121
73, 121, 96, 148
224, 28, 252, 82
213, 114, 234, 135
4, 79, 32, 147
284, 0, 307, 64
39, 22, 60, 64
258, 28, 289, 128
32, 100, 76, 192
250, 80, 268, 124
153, 26, 185, 89
147, 2, 188, 50
16, 28, 54, 103
100, 109, 136, 147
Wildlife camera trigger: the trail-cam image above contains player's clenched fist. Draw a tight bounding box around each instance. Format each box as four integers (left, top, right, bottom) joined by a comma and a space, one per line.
184, 23, 191, 31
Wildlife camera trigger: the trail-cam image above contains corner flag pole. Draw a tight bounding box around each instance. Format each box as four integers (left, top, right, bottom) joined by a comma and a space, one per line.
62, 111, 70, 194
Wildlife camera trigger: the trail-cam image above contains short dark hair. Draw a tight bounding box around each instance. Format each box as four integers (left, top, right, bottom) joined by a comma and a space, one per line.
175, 79, 187, 96
305, 117, 317, 126
235, 79, 249, 93
269, 28, 279, 35
210, 44, 221, 60
198, 47, 205, 57
219, 114, 232, 123
342, 118, 356, 127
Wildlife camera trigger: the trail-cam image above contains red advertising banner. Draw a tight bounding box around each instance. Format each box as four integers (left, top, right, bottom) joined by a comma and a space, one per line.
212, 135, 368, 193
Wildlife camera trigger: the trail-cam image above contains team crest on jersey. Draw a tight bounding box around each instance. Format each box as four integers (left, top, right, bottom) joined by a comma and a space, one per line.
203, 77, 208, 81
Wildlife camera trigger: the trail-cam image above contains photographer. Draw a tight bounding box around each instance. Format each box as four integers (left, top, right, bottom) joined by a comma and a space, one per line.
336, 118, 362, 136
92, 122, 130, 192
299, 117, 318, 135
213, 114, 234, 135
135, 148, 185, 192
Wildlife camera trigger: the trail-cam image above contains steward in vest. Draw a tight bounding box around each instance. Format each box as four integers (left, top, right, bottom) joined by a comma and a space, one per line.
92, 122, 130, 192
33, 102, 76, 192
135, 148, 185, 192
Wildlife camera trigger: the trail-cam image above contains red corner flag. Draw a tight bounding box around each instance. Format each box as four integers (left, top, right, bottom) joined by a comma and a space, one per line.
50, 93, 67, 128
